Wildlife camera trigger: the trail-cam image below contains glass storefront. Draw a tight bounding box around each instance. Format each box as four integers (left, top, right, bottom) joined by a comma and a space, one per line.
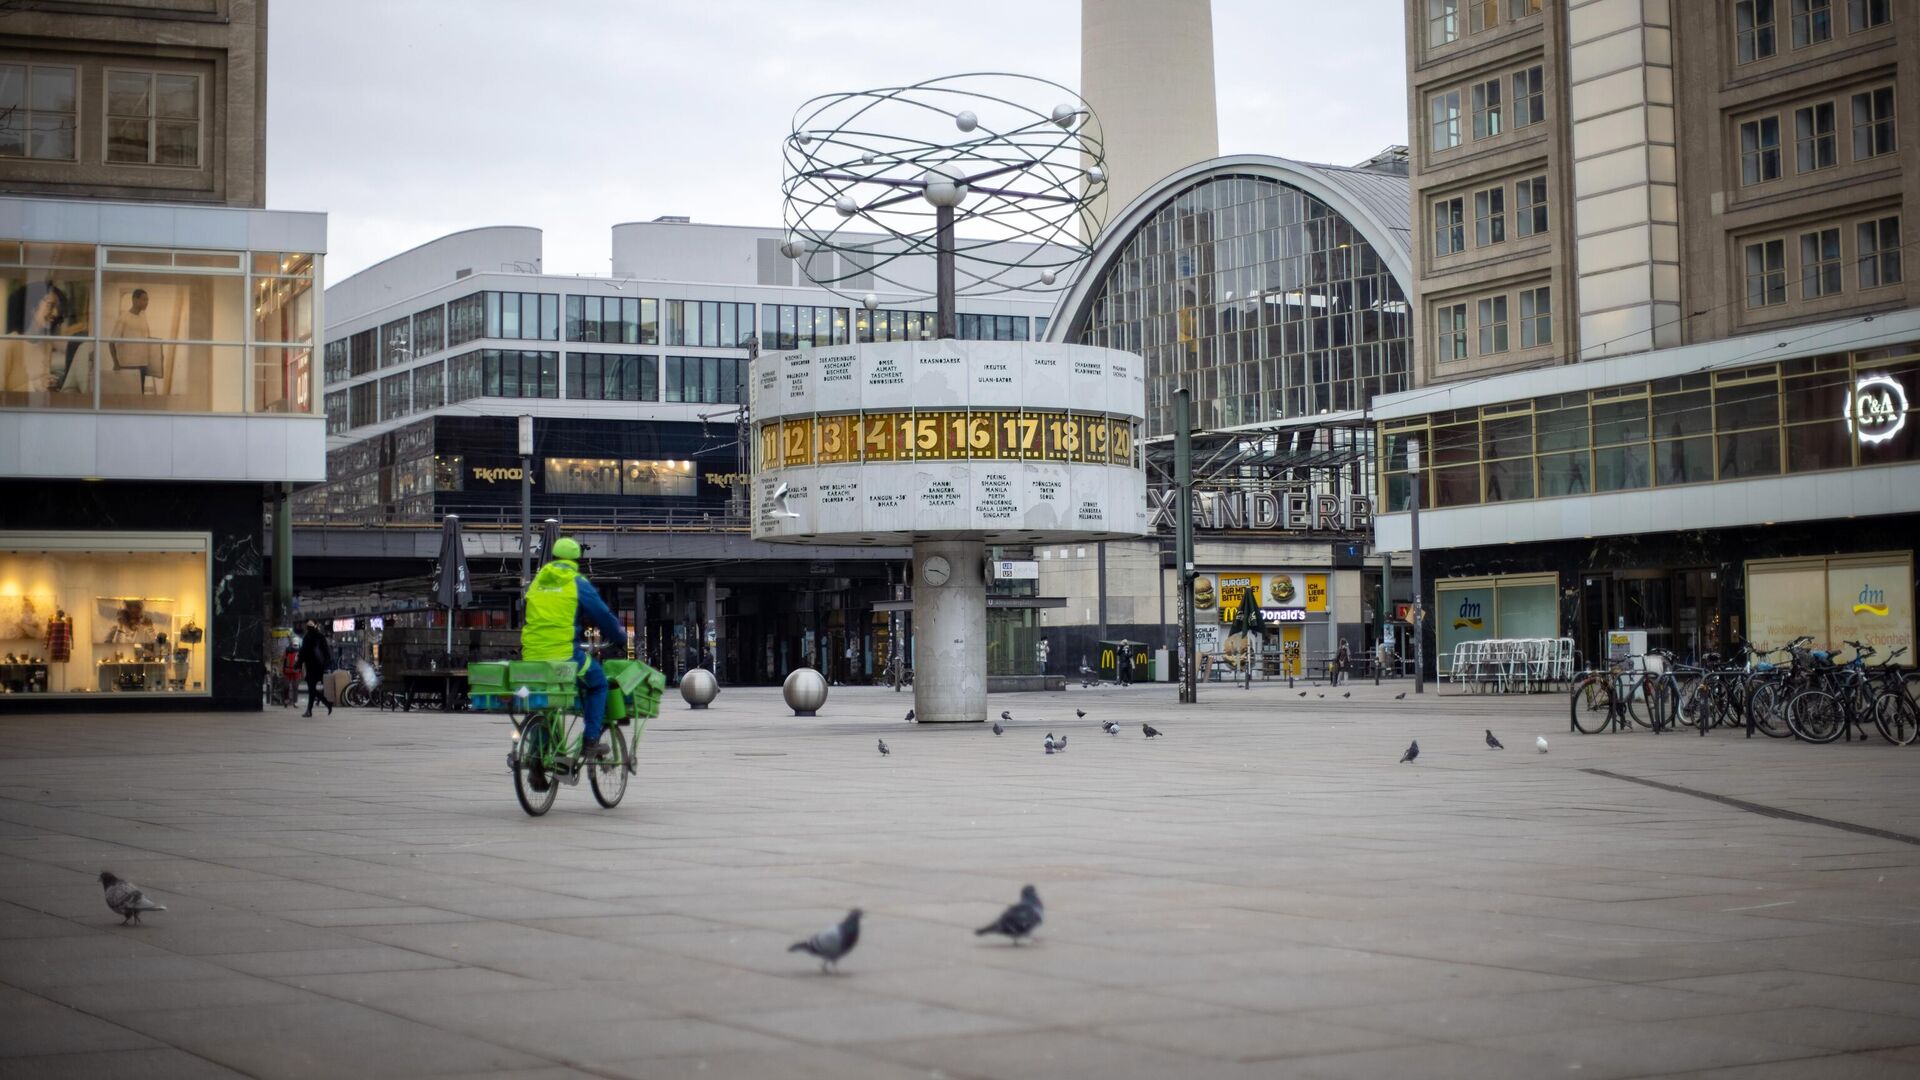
1748, 552, 1914, 656
0, 243, 316, 413
0, 533, 211, 696
1381, 344, 1920, 511
1435, 573, 1558, 673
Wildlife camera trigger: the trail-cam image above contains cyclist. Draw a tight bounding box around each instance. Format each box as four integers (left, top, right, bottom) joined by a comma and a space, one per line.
521, 537, 628, 761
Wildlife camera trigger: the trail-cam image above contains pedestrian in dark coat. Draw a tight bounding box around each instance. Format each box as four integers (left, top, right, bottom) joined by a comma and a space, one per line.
298, 621, 333, 716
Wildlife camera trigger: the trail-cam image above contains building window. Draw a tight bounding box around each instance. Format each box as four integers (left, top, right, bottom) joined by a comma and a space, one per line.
447, 293, 484, 347
1791, 0, 1833, 44
476, 349, 559, 398
1519, 286, 1551, 348
1851, 87, 1896, 160
1745, 239, 1787, 307
1508, 0, 1542, 16
1858, 215, 1901, 288
380, 372, 410, 421
1740, 117, 1782, 185
1470, 0, 1498, 32
324, 390, 348, 435
566, 294, 657, 345
763, 304, 852, 348
663, 354, 746, 403
1434, 197, 1466, 256
955, 313, 1032, 341
1794, 102, 1837, 171
665, 300, 756, 348
412, 305, 444, 356
348, 381, 375, 429
104, 69, 199, 166
380, 317, 410, 367
0, 64, 77, 160
349, 328, 376, 377
1474, 187, 1506, 247
1848, 0, 1889, 30
1429, 0, 1461, 46
565, 352, 658, 401
1511, 66, 1544, 128
483, 291, 560, 341
1736, 0, 1778, 62
1472, 79, 1504, 140
1800, 227, 1842, 298
412, 361, 444, 411
1430, 90, 1462, 152
1478, 295, 1510, 355
1515, 175, 1549, 236
323, 340, 349, 384
1436, 303, 1469, 361
856, 307, 940, 343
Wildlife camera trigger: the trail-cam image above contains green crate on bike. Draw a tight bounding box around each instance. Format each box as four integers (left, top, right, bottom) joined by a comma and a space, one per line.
466, 662, 512, 712
602, 659, 665, 723
504, 659, 578, 709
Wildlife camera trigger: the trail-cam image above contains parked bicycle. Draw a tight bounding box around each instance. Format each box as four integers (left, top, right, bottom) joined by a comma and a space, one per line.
1738, 634, 1816, 739
1569, 652, 1676, 735
1786, 642, 1917, 746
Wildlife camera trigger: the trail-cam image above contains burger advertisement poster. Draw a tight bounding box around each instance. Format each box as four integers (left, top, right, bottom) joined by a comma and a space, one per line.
1193, 572, 1329, 621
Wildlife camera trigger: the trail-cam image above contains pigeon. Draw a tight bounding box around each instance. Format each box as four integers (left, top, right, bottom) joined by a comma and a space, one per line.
1318, 694, 1325, 699
1536, 736, 1549, 754
1001, 711, 1013, 722
1076, 709, 1086, 718
1298, 691, 1307, 697
1104, 721, 1120, 735
1055, 735, 1067, 752
1399, 740, 1419, 764
1142, 723, 1162, 738
1343, 691, 1352, 699
1045, 743, 1055, 755
992, 720, 1004, 736
100, 871, 165, 926
789, 908, 861, 973
1395, 692, 1406, 700
976, 885, 1044, 945
905, 709, 915, 722
877, 738, 890, 757
1485, 729, 1504, 750
1043, 733, 1059, 752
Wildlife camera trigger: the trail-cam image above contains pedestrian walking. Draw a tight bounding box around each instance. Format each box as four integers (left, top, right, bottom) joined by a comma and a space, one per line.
298, 620, 334, 716
1335, 639, 1351, 687
1036, 637, 1051, 675
1117, 640, 1133, 686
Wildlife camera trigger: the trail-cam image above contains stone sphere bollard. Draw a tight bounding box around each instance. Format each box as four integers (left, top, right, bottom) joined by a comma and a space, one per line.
680, 668, 718, 709
782, 667, 829, 716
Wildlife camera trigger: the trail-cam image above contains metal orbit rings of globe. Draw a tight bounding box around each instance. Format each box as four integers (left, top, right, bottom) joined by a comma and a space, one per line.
780, 73, 1107, 304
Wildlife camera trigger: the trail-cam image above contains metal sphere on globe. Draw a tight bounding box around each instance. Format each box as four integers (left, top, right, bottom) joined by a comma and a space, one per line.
955, 110, 978, 133
779, 238, 806, 260
862, 293, 879, 311
1051, 103, 1080, 128
921, 167, 968, 208
834, 195, 857, 217
1087, 165, 1105, 183
859, 151, 876, 165
782, 667, 829, 717
680, 667, 718, 709
796, 131, 814, 145
1040, 270, 1057, 286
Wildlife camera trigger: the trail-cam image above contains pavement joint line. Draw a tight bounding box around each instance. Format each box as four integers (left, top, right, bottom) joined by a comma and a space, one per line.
1583, 767, 1920, 847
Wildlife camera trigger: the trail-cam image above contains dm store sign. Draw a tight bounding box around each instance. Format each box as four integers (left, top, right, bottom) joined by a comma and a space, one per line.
1827, 561, 1914, 658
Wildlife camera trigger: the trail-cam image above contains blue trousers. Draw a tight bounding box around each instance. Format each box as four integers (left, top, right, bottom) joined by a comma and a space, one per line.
575, 647, 609, 744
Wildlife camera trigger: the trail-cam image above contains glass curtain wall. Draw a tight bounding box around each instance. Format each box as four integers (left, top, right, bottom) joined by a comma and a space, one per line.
1077, 175, 1413, 435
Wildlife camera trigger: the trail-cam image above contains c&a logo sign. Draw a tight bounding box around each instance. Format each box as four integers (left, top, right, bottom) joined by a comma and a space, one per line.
1854, 583, 1890, 618
1452, 598, 1484, 630
1846, 374, 1909, 446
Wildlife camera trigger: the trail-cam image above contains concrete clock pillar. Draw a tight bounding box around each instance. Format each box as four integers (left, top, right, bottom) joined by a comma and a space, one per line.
912, 539, 987, 724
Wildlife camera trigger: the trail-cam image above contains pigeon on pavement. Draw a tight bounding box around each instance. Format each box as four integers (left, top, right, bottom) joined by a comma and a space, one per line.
1536, 736, 1549, 754
1395, 692, 1407, 700
1045, 743, 1056, 755
1104, 721, 1120, 735
905, 709, 914, 722
1399, 740, 1419, 764
100, 872, 165, 926
976, 885, 1045, 944
1343, 691, 1352, 699
1298, 691, 1308, 697
1001, 710, 1013, 722
1055, 735, 1067, 752
1075, 709, 1086, 718
1485, 730, 1504, 750
1043, 733, 1059, 752
789, 908, 862, 973
1318, 693, 1326, 699
992, 720, 1004, 736
877, 739, 890, 756
1142, 723, 1162, 738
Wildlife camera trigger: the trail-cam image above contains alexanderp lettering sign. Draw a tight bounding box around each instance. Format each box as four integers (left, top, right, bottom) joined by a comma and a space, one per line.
1147, 486, 1373, 535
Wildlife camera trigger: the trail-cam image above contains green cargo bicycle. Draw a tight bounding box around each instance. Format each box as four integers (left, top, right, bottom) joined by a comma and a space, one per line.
469, 656, 666, 817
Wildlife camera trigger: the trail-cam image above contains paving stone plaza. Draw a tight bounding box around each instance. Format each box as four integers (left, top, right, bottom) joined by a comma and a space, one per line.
4, 683, 1920, 1079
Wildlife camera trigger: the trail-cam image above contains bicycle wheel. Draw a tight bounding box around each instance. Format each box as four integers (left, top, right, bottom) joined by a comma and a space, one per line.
513, 715, 560, 817
1625, 675, 1665, 729
589, 726, 629, 808
1787, 691, 1845, 744
1745, 682, 1793, 738
341, 681, 369, 709
1571, 675, 1615, 734
1874, 690, 1919, 747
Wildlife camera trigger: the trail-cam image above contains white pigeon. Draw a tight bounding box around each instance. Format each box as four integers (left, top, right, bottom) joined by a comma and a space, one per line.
100, 871, 166, 925
1536, 735, 1549, 754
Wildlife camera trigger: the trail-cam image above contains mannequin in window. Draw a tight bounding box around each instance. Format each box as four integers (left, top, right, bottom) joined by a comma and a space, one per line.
109, 288, 160, 392
1, 282, 69, 399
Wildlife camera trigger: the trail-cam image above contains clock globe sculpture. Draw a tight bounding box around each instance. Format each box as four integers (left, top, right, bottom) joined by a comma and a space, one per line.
757, 74, 1148, 723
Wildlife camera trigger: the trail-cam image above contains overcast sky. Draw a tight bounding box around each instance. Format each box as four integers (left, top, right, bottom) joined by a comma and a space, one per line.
267, 1, 1408, 282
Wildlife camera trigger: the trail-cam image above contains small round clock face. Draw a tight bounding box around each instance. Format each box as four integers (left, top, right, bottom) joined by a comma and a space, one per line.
922, 556, 952, 586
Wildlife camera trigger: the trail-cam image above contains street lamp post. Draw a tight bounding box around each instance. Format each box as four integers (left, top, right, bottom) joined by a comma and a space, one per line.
1408, 436, 1424, 695
517, 414, 533, 628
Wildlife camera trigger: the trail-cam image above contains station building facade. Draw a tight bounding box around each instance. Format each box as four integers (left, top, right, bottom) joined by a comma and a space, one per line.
1043, 153, 1417, 676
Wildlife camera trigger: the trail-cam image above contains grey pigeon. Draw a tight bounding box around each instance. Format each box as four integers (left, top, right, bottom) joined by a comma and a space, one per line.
1002, 710, 1013, 722
992, 720, 1004, 736
1399, 740, 1419, 764
1298, 691, 1307, 697
1043, 733, 1059, 752
1104, 721, 1120, 735
1395, 692, 1406, 700
905, 709, 914, 722
789, 908, 862, 973
1343, 691, 1352, 699
100, 871, 165, 926
877, 738, 890, 756
1142, 723, 1162, 738
1055, 735, 1067, 752
1076, 709, 1086, 718
976, 885, 1044, 944
1485, 729, 1503, 750
1045, 743, 1055, 755
1318, 693, 1325, 698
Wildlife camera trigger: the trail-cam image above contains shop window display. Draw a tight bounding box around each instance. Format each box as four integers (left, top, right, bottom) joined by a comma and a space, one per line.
0, 535, 210, 695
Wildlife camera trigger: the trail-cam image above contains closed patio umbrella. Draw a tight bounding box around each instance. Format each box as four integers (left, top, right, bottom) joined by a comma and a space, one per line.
430, 514, 472, 654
